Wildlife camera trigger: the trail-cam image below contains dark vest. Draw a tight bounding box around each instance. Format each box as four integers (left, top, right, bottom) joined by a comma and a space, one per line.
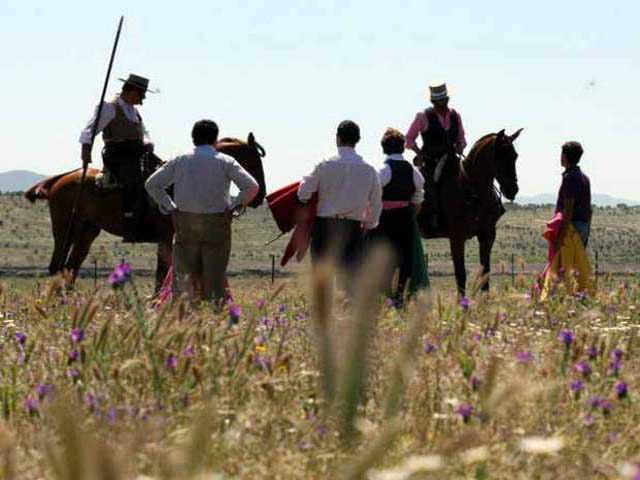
382, 160, 416, 201
102, 101, 144, 145
420, 107, 459, 159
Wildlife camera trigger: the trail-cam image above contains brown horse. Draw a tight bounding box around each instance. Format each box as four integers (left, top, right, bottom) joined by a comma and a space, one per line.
417, 129, 523, 296
24, 134, 267, 291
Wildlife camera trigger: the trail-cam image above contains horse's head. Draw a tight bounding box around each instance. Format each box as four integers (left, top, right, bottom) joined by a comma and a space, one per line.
493, 128, 523, 201
217, 133, 267, 207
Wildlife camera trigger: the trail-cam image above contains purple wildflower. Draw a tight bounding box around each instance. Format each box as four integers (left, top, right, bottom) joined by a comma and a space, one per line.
24, 396, 39, 415
35, 383, 55, 401
456, 403, 474, 423
107, 407, 117, 424
15, 332, 27, 345
67, 368, 80, 380
70, 328, 84, 343
459, 297, 471, 310
278, 304, 286, 313
583, 414, 595, 427
423, 340, 438, 354
587, 395, 604, 409
600, 399, 613, 415
229, 304, 242, 324
84, 393, 97, 412
612, 348, 624, 362
615, 381, 628, 399
574, 361, 592, 377
165, 354, 178, 372
608, 358, 622, 376
108, 263, 132, 287
253, 355, 272, 371
472, 333, 483, 343
570, 379, 585, 394
516, 351, 534, 364
558, 329, 575, 347
182, 345, 195, 358
68, 349, 80, 363
586, 345, 599, 360
257, 299, 266, 309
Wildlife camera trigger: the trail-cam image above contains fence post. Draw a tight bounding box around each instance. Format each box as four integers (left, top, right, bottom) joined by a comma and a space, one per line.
271, 255, 276, 285
93, 258, 98, 288
511, 253, 515, 287
595, 249, 599, 287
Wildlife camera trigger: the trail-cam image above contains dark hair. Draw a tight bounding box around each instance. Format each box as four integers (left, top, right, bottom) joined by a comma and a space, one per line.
337, 120, 360, 145
562, 141, 584, 165
192, 119, 219, 146
381, 128, 405, 155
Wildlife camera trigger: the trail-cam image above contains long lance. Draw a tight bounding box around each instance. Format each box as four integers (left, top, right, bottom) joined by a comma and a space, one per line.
60, 16, 124, 272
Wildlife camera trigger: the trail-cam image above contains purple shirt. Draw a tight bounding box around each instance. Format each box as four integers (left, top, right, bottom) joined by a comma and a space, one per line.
556, 166, 592, 223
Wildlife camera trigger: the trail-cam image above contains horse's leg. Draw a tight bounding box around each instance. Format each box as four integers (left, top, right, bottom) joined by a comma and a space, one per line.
449, 236, 467, 297
477, 227, 496, 292
48, 203, 73, 276
65, 225, 101, 286
155, 240, 173, 295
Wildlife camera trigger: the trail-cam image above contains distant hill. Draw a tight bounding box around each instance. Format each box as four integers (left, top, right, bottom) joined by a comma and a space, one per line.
516, 193, 639, 207
0, 170, 47, 192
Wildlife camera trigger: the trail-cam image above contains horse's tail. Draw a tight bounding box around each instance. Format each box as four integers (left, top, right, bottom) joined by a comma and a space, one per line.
24, 169, 81, 203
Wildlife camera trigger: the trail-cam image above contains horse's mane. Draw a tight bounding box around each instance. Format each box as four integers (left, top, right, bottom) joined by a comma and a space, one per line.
463, 133, 496, 169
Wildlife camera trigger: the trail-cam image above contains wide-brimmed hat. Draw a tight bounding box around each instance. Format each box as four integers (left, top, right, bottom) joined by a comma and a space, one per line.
118, 74, 157, 93
428, 82, 450, 101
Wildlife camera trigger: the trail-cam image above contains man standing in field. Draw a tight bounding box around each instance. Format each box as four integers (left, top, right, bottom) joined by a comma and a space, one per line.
298, 120, 382, 279
145, 120, 259, 305
540, 141, 593, 300
405, 82, 466, 228
79, 74, 156, 242
556, 141, 592, 247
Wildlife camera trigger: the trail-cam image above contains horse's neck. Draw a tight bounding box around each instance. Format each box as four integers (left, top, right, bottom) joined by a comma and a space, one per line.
462, 146, 495, 193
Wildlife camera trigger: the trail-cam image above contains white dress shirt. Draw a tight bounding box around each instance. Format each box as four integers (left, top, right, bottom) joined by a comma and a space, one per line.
298, 146, 382, 229
378, 154, 426, 204
145, 145, 259, 214
79, 96, 151, 145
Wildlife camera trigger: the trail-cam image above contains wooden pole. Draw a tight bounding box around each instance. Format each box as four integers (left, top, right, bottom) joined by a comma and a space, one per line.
595, 249, 599, 287
511, 253, 515, 287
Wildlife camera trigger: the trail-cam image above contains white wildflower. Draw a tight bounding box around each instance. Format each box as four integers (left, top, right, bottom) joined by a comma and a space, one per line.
519, 436, 564, 454
461, 446, 489, 465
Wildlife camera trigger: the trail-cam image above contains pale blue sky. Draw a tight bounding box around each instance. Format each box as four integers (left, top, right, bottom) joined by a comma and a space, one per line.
1, 0, 638, 199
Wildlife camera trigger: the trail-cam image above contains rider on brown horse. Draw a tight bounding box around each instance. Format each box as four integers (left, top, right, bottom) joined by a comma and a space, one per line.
79, 73, 156, 242
405, 82, 467, 229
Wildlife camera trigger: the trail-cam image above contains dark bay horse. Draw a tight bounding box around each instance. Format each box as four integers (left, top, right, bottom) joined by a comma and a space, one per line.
24, 134, 267, 291
417, 129, 523, 296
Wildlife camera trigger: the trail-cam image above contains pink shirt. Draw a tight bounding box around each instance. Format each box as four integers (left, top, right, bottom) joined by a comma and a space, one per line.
405, 108, 467, 154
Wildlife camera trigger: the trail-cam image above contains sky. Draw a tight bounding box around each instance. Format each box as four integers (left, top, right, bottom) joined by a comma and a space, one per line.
1, 0, 639, 200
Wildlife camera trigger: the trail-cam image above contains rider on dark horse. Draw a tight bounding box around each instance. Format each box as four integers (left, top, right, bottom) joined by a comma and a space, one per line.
79, 73, 157, 242
405, 82, 467, 230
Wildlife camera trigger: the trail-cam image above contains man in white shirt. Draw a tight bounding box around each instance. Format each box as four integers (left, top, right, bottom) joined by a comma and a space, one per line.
79, 73, 156, 241
298, 120, 382, 276
145, 120, 259, 304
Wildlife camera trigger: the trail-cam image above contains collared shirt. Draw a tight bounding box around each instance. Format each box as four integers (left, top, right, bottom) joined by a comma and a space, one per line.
555, 166, 592, 223
145, 145, 259, 215
378, 154, 425, 205
405, 108, 467, 153
79, 96, 151, 145
298, 146, 382, 229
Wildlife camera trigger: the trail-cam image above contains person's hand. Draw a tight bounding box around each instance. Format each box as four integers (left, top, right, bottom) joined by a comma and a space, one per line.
81, 144, 92, 167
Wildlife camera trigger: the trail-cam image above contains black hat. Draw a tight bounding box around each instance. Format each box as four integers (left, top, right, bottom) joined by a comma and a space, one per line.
118, 74, 157, 93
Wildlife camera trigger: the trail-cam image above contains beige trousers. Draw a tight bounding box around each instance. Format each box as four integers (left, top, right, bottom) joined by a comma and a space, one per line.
172, 212, 231, 303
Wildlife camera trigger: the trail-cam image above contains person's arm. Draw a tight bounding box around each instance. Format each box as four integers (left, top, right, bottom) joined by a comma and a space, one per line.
298, 163, 321, 203
226, 159, 259, 209
455, 110, 467, 155
78, 102, 116, 165
145, 158, 179, 214
378, 164, 392, 188
411, 167, 425, 215
364, 171, 383, 230
405, 112, 427, 157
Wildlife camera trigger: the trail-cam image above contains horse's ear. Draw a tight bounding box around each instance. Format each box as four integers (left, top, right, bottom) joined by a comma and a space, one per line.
248, 132, 256, 146
509, 128, 524, 142
496, 129, 505, 143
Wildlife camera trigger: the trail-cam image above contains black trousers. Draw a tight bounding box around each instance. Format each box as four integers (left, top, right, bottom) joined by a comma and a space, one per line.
310, 217, 364, 274
368, 207, 414, 300
102, 141, 145, 216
